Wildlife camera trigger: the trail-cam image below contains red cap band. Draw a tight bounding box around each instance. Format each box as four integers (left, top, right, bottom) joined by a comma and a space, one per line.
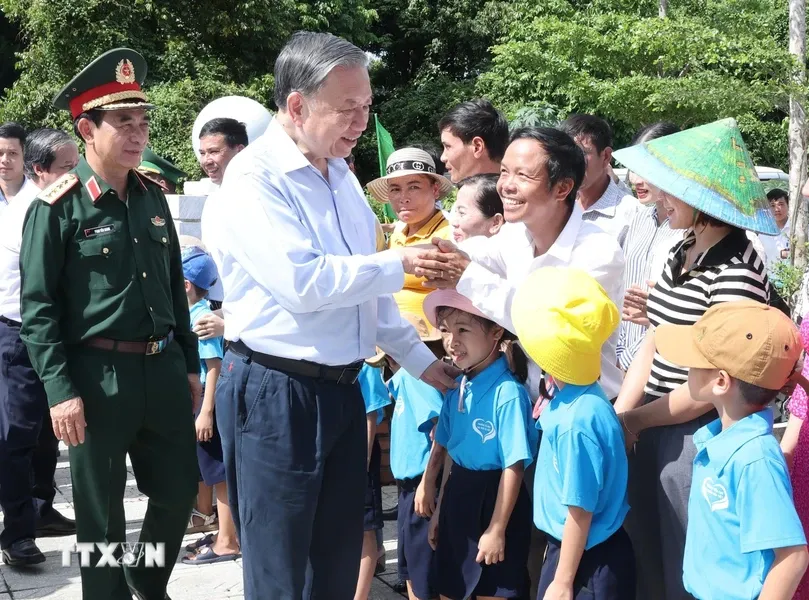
69, 81, 143, 119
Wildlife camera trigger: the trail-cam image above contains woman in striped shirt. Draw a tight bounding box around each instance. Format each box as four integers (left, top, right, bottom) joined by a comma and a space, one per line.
617, 122, 682, 371
613, 122, 779, 600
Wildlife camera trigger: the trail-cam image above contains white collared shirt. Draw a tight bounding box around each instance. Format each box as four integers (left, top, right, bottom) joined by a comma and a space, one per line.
0, 178, 41, 321
204, 118, 435, 376
580, 179, 639, 249
457, 202, 625, 399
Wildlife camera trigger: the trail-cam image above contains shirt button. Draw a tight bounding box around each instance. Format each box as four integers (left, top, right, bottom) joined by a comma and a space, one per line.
149, 306, 154, 311
142, 272, 147, 279
134, 238, 138, 243
102, 247, 109, 255
161, 237, 167, 243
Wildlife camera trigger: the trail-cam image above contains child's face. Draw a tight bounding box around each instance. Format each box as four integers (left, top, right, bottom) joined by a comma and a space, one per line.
687, 367, 728, 403
438, 309, 501, 371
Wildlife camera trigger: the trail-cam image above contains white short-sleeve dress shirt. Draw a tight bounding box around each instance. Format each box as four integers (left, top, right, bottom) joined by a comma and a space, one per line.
0, 178, 40, 322
205, 118, 435, 377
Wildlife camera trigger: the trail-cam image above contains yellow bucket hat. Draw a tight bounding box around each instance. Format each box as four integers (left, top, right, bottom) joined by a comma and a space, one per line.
512, 267, 619, 386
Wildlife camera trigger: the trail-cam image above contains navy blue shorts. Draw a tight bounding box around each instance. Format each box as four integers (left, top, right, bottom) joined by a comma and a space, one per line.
195, 385, 225, 486
538, 527, 636, 600
397, 477, 438, 599
364, 438, 383, 531
437, 465, 531, 600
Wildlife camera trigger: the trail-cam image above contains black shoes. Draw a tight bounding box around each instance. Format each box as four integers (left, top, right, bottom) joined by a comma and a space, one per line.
1, 538, 46, 566
35, 510, 77, 537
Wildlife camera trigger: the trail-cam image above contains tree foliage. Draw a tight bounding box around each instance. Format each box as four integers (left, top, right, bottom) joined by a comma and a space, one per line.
0, 0, 798, 181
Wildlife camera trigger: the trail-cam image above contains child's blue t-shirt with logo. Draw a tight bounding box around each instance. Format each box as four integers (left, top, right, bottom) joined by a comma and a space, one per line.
435, 356, 537, 471
357, 364, 391, 425
190, 300, 224, 385
683, 409, 806, 600
532, 382, 629, 549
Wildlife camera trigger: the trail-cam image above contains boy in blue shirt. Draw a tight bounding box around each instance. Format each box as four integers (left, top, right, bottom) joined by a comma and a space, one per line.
180, 247, 240, 565
655, 300, 808, 600
512, 267, 635, 600
354, 363, 392, 600
369, 313, 445, 600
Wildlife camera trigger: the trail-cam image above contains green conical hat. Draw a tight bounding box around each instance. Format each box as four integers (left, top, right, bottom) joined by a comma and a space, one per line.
613, 118, 777, 235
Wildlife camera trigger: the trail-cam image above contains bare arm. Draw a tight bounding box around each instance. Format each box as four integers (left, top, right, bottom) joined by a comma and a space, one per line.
759, 545, 809, 600
614, 329, 655, 413
781, 414, 804, 473
623, 383, 714, 436
366, 413, 377, 470
543, 506, 593, 599
415, 437, 446, 517
476, 462, 525, 565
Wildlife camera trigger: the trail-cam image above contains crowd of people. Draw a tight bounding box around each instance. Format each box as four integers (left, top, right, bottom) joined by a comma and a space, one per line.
0, 28, 808, 600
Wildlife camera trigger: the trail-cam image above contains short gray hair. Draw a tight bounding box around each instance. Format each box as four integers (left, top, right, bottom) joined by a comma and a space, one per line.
23, 128, 76, 180
274, 31, 369, 109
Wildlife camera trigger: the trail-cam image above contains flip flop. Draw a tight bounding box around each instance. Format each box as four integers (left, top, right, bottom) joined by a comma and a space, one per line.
181, 545, 240, 565
185, 534, 215, 553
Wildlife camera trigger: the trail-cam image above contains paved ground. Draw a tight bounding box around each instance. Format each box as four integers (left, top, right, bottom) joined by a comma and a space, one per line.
0, 445, 405, 599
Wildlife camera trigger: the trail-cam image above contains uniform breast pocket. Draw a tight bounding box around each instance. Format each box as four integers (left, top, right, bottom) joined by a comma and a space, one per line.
76, 236, 128, 290
147, 225, 171, 278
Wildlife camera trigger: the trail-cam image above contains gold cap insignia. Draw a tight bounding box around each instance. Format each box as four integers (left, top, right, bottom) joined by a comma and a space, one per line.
115, 59, 136, 84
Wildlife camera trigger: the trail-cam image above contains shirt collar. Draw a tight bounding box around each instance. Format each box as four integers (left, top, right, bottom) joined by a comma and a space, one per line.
583, 179, 627, 217
75, 157, 144, 203
391, 210, 447, 244
0, 176, 30, 204
461, 355, 510, 400
550, 382, 598, 406
694, 409, 773, 472
262, 118, 351, 188
528, 202, 584, 264
673, 227, 749, 272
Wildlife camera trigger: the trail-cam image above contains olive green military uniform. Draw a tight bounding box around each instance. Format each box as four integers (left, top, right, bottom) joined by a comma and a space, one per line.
19, 49, 199, 600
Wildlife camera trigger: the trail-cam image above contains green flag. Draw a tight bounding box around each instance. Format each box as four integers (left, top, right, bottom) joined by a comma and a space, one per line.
374, 114, 398, 222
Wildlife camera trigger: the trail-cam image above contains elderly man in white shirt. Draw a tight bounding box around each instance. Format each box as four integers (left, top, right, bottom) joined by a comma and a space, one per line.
413, 127, 625, 401
0, 128, 79, 566
204, 32, 457, 600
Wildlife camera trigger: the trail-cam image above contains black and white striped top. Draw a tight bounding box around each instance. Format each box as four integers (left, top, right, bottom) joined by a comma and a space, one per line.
645, 228, 770, 398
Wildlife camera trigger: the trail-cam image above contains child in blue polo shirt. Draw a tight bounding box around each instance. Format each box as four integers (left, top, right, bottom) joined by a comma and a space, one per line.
421, 289, 536, 600
372, 313, 445, 600
354, 363, 392, 600
654, 300, 808, 600
512, 267, 635, 600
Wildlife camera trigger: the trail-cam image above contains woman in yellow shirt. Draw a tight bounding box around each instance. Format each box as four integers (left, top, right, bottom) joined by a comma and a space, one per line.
368, 148, 453, 320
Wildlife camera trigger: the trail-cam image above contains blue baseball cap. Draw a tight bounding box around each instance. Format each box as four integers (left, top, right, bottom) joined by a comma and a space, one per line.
181, 246, 218, 291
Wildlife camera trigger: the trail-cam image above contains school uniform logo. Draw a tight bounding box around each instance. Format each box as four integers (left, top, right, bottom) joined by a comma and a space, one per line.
701, 477, 729, 512
395, 396, 405, 417
472, 419, 496, 443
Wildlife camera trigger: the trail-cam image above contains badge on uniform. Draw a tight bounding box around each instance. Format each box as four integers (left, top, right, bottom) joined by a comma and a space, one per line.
84, 224, 116, 238
151, 216, 166, 227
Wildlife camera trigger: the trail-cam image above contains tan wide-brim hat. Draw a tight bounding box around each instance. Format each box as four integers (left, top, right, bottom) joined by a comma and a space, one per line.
366, 312, 442, 367
367, 148, 454, 203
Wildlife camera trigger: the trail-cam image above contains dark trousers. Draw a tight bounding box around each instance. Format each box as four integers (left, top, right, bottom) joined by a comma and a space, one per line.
67, 342, 198, 600
538, 528, 636, 599
217, 348, 367, 600
0, 319, 59, 549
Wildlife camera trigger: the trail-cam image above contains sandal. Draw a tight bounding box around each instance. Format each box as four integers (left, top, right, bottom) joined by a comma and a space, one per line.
181, 545, 240, 565
185, 533, 215, 553
186, 509, 218, 534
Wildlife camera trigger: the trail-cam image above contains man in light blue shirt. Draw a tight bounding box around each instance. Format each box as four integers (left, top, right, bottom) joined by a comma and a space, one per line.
205, 31, 458, 600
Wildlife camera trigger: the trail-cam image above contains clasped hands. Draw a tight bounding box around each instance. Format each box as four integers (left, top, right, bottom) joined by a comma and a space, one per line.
396, 237, 471, 289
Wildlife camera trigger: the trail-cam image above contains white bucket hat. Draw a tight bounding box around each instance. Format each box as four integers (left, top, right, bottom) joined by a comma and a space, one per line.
367, 148, 454, 203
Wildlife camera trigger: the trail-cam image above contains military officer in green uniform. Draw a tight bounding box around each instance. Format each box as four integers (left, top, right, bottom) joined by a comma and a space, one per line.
138, 148, 186, 193
19, 48, 200, 600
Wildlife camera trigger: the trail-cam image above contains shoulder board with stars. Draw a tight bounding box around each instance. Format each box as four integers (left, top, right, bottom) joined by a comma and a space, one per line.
38, 173, 80, 205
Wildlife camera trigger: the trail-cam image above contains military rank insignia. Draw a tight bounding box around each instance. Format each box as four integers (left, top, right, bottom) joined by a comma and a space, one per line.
38, 173, 79, 205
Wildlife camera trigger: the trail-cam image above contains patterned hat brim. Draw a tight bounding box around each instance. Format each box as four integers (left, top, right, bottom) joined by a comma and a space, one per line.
367, 170, 454, 204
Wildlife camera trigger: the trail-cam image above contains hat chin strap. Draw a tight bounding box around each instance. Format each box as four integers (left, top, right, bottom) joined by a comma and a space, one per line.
463, 340, 501, 378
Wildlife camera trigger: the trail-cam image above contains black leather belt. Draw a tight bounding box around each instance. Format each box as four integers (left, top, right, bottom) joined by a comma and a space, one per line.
229, 340, 363, 385
0, 316, 21, 328
85, 330, 174, 355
